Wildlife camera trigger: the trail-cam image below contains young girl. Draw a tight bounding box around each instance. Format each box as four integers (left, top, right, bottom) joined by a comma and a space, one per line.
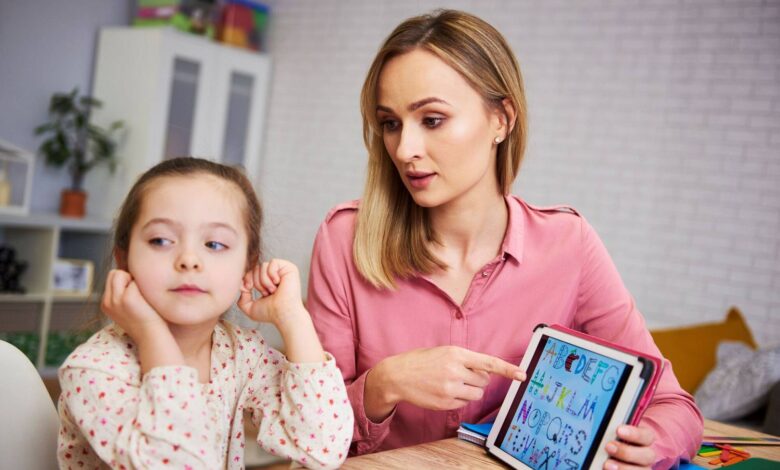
57, 157, 353, 469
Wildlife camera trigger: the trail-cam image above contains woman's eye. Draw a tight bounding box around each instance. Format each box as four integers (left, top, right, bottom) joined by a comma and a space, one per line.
422, 116, 444, 128
381, 119, 400, 132
149, 238, 172, 247
206, 241, 228, 251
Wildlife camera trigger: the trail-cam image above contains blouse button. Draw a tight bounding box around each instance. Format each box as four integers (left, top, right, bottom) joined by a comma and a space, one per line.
455, 310, 463, 320
481, 271, 489, 277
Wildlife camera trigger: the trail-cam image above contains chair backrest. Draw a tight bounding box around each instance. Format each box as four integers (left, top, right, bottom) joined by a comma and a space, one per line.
650, 306, 757, 394
0, 340, 59, 469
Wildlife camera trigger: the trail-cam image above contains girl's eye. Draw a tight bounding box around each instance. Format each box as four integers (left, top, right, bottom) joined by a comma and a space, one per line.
422, 116, 444, 128
381, 119, 400, 132
149, 238, 172, 247
206, 241, 228, 251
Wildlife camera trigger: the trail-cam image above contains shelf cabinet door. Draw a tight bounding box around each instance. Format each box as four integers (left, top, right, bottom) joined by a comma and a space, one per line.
159, 30, 219, 161
211, 48, 272, 180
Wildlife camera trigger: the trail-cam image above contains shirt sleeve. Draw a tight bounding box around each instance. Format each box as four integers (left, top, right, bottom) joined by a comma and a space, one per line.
58, 360, 220, 469
241, 339, 353, 469
306, 216, 396, 455
573, 217, 704, 469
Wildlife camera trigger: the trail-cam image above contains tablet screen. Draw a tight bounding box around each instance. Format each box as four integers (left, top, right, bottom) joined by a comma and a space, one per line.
493, 334, 633, 469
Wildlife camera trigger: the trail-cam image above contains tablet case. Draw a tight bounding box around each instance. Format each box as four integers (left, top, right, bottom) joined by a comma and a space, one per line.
542, 323, 665, 426
486, 323, 667, 469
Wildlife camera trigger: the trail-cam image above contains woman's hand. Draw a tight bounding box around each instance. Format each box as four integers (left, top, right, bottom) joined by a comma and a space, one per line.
365, 346, 525, 422
237, 259, 304, 326
238, 259, 325, 363
604, 425, 656, 470
101, 269, 183, 373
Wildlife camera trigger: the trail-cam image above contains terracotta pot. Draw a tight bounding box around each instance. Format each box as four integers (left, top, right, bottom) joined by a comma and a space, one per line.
60, 189, 87, 218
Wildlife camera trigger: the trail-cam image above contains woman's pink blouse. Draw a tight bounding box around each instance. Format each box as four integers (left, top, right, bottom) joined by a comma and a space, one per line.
307, 196, 702, 468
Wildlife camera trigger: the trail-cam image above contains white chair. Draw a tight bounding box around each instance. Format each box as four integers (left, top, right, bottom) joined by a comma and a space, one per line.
0, 340, 59, 469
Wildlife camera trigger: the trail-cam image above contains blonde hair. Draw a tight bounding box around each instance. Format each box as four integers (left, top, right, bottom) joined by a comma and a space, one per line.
354, 9, 528, 289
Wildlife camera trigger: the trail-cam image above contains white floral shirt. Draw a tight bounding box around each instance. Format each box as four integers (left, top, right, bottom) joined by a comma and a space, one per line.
57, 321, 353, 469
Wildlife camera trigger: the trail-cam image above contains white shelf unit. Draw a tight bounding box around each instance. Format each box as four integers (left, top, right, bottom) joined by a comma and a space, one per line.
84, 26, 272, 220
0, 212, 112, 369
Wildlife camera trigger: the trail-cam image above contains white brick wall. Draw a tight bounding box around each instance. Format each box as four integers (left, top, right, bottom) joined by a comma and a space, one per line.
259, 0, 780, 346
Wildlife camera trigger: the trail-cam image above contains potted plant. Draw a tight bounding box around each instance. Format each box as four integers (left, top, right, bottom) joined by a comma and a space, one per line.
35, 88, 123, 218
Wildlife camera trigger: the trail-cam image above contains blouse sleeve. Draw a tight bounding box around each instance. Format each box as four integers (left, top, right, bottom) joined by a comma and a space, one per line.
58, 356, 220, 469
306, 215, 396, 455
241, 338, 353, 469
573, 217, 704, 469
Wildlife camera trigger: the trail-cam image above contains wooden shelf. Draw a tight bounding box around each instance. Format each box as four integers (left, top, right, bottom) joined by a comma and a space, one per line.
52, 294, 101, 303
0, 211, 112, 232
0, 292, 48, 303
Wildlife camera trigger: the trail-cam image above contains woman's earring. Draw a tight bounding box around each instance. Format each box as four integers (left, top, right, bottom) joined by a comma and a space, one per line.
494, 136, 503, 144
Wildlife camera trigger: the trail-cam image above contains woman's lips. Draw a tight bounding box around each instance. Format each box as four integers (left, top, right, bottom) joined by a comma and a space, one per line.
406, 172, 436, 189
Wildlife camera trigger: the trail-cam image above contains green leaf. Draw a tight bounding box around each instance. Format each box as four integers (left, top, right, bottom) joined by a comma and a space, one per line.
36, 88, 122, 179
79, 96, 103, 109
34, 123, 56, 135
50, 93, 75, 116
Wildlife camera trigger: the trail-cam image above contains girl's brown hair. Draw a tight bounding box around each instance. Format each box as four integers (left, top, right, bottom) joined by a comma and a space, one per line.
113, 157, 263, 270
354, 9, 528, 289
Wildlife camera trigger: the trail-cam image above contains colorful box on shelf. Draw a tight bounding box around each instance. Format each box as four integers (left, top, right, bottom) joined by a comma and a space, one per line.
133, 0, 218, 39
133, 0, 180, 26
218, 0, 269, 51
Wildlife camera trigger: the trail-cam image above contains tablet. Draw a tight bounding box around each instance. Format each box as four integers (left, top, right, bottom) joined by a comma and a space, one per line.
486, 324, 661, 470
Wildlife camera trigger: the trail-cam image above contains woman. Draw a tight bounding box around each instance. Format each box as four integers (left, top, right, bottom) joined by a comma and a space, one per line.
307, 9, 702, 469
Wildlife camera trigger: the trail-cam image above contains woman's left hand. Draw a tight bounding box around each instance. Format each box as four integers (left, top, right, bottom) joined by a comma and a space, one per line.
604, 425, 656, 470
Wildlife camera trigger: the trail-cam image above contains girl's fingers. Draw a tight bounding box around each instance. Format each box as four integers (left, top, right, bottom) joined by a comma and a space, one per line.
101, 271, 115, 312
236, 288, 253, 314
124, 279, 141, 302
254, 263, 268, 296
240, 271, 253, 293
110, 269, 131, 308
258, 261, 278, 294
268, 259, 281, 284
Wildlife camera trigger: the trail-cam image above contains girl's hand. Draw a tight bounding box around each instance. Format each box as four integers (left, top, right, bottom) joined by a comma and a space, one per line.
365, 346, 525, 421
237, 259, 305, 326
238, 259, 325, 363
101, 269, 168, 343
102, 269, 184, 374
604, 425, 656, 470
